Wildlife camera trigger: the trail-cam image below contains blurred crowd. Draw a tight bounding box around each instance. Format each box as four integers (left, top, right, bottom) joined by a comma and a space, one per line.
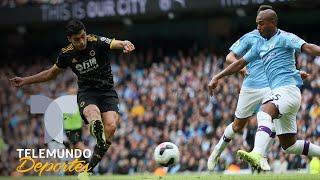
0, 49, 320, 176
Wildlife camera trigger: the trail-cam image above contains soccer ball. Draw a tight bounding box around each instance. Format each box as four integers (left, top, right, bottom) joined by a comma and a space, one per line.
154, 142, 180, 167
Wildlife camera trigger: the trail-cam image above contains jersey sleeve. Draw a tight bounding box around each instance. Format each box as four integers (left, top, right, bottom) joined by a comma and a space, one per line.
55, 52, 69, 69
229, 35, 249, 56
284, 33, 306, 52
243, 45, 259, 63
98, 36, 114, 50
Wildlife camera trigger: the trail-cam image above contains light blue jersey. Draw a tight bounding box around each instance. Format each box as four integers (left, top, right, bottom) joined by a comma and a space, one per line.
244, 29, 305, 89
229, 30, 269, 89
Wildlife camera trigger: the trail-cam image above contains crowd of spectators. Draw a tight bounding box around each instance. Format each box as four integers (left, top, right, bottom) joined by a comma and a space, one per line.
0, 48, 320, 176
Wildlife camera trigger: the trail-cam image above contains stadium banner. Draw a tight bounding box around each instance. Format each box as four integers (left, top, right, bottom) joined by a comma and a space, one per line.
0, 0, 303, 25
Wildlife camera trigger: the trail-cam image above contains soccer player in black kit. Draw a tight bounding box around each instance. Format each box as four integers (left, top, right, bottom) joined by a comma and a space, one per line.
9, 20, 135, 179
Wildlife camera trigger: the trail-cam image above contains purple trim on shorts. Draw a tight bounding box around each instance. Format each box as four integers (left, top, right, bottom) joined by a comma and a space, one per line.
302, 141, 310, 156
257, 126, 272, 137
223, 135, 231, 142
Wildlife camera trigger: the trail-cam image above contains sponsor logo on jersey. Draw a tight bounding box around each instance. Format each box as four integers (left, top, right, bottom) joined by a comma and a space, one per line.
262, 52, 277, 62
90, 50, 95, 57
75, 57, 99, 74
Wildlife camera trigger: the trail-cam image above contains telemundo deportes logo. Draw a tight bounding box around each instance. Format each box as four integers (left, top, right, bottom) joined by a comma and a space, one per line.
30, 95, 79, 143
15, 95, 92, 176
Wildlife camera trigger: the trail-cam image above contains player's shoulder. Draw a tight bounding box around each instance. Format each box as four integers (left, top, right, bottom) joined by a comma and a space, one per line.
236, 30, 261, 45
234, 30, 261, 47
87, 34, 98, 42
61, 43, 75, 54
247, 29, 260, 36
278, 29, 304, 46
88, 34, 113, 45
243, 30, 261, 39
278, 29, 295, 38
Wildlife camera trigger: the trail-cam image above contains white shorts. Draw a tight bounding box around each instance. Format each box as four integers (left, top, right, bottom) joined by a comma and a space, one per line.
235, 87, 272, 119
262, 85, 301, 135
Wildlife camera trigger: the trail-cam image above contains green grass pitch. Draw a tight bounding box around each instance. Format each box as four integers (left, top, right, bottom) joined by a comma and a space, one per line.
1, 174, 320, 180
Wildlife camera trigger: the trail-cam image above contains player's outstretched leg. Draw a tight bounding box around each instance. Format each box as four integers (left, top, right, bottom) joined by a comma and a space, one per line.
237, 150, 261, 170
87, 119, 111, 173
237, 145, 274, 171
280, 134, 320, 157
260, 123, 276, 171
65, 129, 90, 175
87, 111, 120, 172
87, 141, 111, 173
208, 118, 247, 170
78, 104, 110, 175
90, 119, 106, 146
237, 111, 276, 171
82, 105, 104, 141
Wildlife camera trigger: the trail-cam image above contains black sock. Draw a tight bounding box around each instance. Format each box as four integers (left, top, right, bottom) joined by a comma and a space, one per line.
88, 141, 111, 172
79, 154, 90, 164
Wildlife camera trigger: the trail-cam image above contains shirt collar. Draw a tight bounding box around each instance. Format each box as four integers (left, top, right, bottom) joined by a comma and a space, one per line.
266, 28, 280, 41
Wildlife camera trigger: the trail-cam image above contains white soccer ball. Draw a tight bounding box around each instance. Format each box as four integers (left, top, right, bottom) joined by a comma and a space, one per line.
154, 142, 180, 167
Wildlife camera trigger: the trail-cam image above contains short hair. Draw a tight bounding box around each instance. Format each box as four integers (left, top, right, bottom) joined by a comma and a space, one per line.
65, 19, 86, 36
257, 5, 273, 14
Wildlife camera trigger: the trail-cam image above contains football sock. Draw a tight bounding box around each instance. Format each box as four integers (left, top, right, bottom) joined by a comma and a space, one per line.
214, 123, 235, 154
252, 111, 274, 155
263, 121, 276, 157
88, 141, 111, 172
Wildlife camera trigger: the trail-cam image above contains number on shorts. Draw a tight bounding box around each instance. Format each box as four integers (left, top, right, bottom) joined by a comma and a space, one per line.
272, 94, 281, 101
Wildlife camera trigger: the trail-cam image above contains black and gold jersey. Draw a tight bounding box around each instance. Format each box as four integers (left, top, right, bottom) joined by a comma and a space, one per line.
55, 34, 115, 92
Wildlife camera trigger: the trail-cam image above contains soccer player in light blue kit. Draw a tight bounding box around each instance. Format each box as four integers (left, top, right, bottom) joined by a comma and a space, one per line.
208, 9, 320, 169
207, 5, 276, 171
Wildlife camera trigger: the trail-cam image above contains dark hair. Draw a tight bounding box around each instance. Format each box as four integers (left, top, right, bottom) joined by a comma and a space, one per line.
257, 5, 273, 14
65, 19, 86, 36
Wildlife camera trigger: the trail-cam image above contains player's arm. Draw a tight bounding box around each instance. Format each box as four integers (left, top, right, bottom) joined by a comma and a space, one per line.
301, 43, 320, 56
285, 33, 320, 56
110, 39, 135, 53
214, 59, 247, 80
208, 59, 247, 96
227, 36, 249, 75
208, 46, 257, 95
226, 51, 247, 77
9, 65, 61, 87
226, 51, 238, 64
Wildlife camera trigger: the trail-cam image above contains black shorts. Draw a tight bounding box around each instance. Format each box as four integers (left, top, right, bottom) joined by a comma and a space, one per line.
77, 89, 119, 124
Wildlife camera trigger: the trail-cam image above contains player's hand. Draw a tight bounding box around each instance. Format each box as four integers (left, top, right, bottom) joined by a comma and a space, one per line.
300, 70, 310, 80
123, 40, 135, 53
9, 77, 25, 87
208, 76, 219, 96
239, 67, 248, 78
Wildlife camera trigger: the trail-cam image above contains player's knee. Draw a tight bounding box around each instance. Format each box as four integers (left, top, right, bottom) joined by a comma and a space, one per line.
232, 122, 245, 133
282, 141, 298, 154
257, 111, 272, 128
279, 135, 296, 151
261, 103, 279, 119
105, 120, 117, 132
83, 105, 101, 120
